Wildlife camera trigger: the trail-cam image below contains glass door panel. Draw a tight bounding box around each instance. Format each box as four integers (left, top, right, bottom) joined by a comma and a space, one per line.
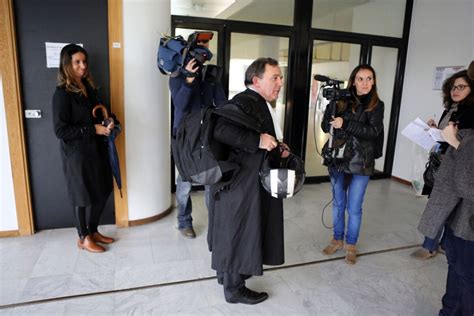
370, 46, 398, 172
229, 33, 290, 138
305, 40, 361, 177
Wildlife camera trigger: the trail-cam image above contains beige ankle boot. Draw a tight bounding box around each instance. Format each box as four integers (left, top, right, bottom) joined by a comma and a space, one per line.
345, 244, 357, 264
323, 239, 343, 255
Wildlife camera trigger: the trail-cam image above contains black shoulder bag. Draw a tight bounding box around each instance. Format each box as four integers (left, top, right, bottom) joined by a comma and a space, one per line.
423, 151, 442, 188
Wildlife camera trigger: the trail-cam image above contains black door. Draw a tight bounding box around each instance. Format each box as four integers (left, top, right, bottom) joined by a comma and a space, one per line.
14, 0, 115, 230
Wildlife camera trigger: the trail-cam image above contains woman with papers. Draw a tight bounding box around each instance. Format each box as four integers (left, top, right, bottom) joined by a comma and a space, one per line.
412, 69, 474, 260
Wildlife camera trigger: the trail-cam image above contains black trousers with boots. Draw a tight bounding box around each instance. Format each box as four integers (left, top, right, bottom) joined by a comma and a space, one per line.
73, 197, 108, 238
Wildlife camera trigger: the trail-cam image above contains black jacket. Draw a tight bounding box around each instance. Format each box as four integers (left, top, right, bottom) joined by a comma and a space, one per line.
422, 100, 474, 195
208, 89, 284, 276
321, 95, 384, 176
52, 84, 113, 206
169, 73, 226, 136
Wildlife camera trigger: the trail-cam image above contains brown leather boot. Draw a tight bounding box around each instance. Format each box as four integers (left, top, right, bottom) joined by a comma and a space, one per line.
91, 232, 115, 244
77, 235, 105, 253
345, 244, 357, 265
322, 239, 344, 255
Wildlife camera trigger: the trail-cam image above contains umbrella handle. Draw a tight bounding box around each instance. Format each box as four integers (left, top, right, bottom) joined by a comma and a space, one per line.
92, 104, 109, 120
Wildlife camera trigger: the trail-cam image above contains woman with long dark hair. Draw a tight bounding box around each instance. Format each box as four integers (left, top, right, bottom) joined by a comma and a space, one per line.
52, 44, 116, 252
321, 64, 384, 264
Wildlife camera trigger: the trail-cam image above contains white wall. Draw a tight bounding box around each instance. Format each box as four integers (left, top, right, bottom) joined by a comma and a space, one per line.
2, 0, 473, 231
123, 0, 172, 220
392, 0, 474, 181
0, 78, 19, 231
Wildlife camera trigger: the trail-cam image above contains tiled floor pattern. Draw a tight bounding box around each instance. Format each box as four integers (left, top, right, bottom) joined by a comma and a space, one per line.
0, 180, 446, 315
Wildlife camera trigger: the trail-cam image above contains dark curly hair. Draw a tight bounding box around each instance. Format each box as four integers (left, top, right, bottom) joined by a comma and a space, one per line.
441, 70, 474, 110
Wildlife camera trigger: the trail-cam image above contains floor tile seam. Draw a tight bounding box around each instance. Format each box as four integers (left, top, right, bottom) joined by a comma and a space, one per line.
0, 243, 422, 310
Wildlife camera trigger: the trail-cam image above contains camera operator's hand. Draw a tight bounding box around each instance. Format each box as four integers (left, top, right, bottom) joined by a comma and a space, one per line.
184, 58, 199, 84
259, 133, 278, 151
330, 116, 343, 129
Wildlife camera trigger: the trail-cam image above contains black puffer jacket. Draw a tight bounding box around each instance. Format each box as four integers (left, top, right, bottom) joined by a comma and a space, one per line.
321, 94, 384, 176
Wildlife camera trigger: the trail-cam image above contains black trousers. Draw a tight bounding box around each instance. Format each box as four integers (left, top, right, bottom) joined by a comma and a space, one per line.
222, 272, 245, 300
73, 197, 108, 238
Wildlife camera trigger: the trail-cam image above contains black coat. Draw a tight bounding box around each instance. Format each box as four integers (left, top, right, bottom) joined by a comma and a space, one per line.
208, 89, 284, 276
52, 84, 113, 207
321, 95, 384, 176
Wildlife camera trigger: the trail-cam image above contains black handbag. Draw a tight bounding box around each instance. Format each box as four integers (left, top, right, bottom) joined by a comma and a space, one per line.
423, 152, 442, 188
322, 138, 347, 166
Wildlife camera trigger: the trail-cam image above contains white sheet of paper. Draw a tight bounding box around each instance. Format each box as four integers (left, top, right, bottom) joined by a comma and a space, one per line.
401, 117, 437, 150
428, 128, 445, 142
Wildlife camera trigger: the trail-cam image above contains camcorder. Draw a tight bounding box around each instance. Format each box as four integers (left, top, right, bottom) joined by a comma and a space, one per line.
314, 75, 352, 101
157, 31, 222, 83
182, 32, 223, 83
314, 74, 352, 164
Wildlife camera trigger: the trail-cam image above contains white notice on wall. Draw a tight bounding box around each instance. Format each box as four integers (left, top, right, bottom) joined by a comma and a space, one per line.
433, 66, 465, 90
45, 42, 83, 68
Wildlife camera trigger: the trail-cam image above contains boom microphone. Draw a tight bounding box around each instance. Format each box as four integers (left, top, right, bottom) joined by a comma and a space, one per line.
314, 74, 344, 85
313, 74, 331, 82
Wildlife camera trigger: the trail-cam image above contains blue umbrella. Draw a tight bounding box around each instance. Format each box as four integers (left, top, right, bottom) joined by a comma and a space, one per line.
93, 105, 123, 198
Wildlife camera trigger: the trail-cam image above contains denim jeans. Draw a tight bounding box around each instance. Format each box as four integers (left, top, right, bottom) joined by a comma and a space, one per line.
330, 168, 370, 245
439, 226, 474, 316
176, 174, 210, 229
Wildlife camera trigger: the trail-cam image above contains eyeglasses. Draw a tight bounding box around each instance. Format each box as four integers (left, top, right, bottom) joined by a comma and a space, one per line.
450, 84, 470, 92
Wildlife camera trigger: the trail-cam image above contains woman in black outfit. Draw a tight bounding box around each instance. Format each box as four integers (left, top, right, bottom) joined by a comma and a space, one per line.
321, 64, 384, 265
52, 44, 115, 253
412, 69, 474, 260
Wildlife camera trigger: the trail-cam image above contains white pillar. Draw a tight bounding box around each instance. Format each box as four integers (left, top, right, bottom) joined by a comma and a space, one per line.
123, 0, 171, 220
0, 77, 18, 230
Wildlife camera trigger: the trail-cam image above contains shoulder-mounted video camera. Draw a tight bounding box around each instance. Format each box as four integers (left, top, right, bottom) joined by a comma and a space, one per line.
157, 31, 223, 83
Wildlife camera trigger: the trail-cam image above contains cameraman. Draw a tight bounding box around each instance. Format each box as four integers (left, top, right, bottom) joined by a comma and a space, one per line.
321, 64, 384, 264
169, 37, 227, 239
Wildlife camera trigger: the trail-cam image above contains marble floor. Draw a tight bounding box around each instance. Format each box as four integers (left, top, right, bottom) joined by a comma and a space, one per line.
0, 179, 447, 315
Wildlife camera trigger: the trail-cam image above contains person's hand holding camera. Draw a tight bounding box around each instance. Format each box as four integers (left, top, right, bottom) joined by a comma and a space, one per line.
330, 116, 343, 129
185, 58, 199, 84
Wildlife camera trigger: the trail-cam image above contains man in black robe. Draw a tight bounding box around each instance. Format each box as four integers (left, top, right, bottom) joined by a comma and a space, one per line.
208, 57, 288, 304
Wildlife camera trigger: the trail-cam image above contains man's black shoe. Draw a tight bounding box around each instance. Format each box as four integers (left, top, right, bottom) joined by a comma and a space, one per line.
226, 287, 268, 305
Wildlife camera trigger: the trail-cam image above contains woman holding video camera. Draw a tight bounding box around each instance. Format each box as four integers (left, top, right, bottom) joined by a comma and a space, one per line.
321, 64, 384, 265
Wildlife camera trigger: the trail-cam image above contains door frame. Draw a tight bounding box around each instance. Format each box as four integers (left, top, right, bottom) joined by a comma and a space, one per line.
0, 0, 128, 236
172, 0, 413, 184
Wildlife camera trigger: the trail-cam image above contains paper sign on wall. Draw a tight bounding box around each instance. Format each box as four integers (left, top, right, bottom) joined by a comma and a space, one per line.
45, 42, 83, 68
433, 66, 465, 90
